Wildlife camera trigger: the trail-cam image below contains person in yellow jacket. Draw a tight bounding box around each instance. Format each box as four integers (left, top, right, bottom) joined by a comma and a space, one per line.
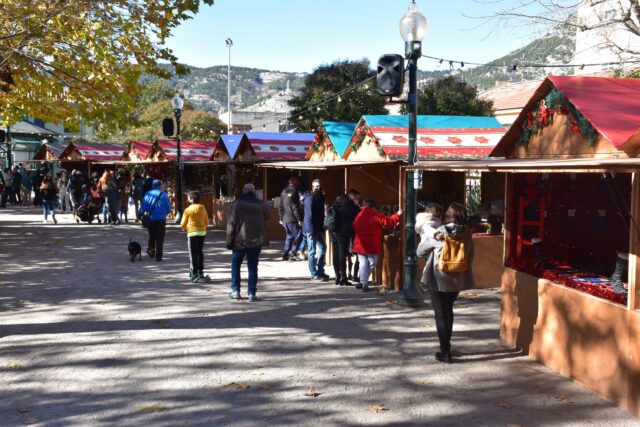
181, 190, 211, 283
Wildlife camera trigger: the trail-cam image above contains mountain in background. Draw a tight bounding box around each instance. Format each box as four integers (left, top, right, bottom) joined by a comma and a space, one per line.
145, 25, 575, 114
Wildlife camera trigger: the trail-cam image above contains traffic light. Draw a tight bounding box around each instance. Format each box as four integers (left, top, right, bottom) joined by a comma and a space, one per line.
162, 118, 174, 137
377, 54, 404, 97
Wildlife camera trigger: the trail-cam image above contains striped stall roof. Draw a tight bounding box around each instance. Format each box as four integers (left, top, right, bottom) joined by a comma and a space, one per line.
157, 140, 216, 160
361, 115, 505, 160
74, 143, 125, 160
245, 132, 315, 160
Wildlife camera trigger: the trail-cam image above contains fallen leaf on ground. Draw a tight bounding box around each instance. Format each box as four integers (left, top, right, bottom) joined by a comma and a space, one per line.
419, 378, 432, 385
250, 370, 264, 376
254, 365, 264, 369
460, 291, 478, 299
6, 363, 24, 370
16, 408, 30, 413
383, 301, 395, 305
555, 395, 572, 404
139, 404, 166, 413
366, 404, 388, 413
23, 416, 40, 425
304, 387, 318, 397
95, 301, 107, 305
151, 319, 167, 325
54, 239, 63, 245
455, 304, 467, 309
260, 384, 272, 390
498, 402, 512, 409
234, 382, 250, 390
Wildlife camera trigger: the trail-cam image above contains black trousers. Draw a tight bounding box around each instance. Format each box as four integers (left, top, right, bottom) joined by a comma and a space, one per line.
429, 289, 459, 352
188, 235, 205, 273
330, 232, 350, 283
148, 220, 166, 261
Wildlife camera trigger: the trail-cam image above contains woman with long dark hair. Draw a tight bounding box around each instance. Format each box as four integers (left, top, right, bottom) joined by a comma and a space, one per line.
418, 202, 474, 363
40, 176, 59, 224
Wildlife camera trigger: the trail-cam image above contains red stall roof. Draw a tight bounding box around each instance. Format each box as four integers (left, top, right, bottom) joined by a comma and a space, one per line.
156, 140, 216, 161
245, 132, 316, 160
72, 143, 124, 160
547, 76, 640, 149
126, 141, 154, 159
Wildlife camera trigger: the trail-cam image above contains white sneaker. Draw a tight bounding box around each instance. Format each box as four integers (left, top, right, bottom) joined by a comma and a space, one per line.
42, 220, 48, 224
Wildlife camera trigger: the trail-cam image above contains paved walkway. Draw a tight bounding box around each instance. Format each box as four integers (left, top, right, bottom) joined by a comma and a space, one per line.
0, 207, 638, 426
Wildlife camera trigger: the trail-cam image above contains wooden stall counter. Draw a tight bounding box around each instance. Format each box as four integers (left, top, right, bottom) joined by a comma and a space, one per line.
211, 199, 232, 229
266, 207, 285, 241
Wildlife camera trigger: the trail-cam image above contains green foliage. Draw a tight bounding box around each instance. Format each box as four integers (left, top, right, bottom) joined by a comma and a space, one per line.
288, 60, 388, 132
0, 0, 215, 130
403, 76, 493, 116
137, 81, 177, 107
180, 111, 227, 140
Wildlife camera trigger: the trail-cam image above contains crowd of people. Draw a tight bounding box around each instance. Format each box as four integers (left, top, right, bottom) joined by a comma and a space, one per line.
0, 164, 156, 225
274, 175, 474, 363
2, 165, 474, 363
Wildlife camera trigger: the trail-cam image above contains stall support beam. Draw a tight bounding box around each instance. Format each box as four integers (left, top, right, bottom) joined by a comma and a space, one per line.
399, 47, 423, 308
629, 172, 639, 310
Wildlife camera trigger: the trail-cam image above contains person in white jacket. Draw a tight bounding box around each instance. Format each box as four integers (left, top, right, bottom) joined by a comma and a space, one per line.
415, 202, 444, 243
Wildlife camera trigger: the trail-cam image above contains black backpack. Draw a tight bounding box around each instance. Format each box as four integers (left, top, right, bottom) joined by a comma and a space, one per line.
324, 206, 339, 232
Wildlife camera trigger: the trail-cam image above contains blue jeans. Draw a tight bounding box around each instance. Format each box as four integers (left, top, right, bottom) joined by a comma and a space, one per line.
43, 200, 56, 220
231, 247, 261, 296
305, 231, 326, 278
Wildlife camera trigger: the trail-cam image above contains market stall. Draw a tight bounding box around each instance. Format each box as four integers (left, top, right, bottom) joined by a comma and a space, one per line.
210, 132, 316, 239
306, 122, 357, 161
344, 115, 506, 290
152, 139, 217, 215
411, 76, 640, 418
57, 142, 125, 177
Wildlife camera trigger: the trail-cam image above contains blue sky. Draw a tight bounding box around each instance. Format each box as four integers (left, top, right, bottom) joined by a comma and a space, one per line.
165, 0, 541, 73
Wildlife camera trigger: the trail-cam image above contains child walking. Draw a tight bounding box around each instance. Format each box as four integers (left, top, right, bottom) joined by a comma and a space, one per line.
180, 190, 211, 283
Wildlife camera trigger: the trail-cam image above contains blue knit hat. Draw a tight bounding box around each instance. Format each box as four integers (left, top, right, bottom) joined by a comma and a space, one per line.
152, 179, 162, 188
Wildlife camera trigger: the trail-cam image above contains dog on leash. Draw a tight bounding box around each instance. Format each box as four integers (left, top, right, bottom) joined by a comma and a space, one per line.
128, 238, 142, 262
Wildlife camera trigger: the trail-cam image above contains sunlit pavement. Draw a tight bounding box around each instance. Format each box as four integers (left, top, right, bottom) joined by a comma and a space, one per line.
0, 206, 637, 426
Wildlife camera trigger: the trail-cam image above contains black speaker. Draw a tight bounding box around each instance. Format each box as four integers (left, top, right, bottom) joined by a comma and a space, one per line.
377, 54, 404, 97
162, 118, 174, 137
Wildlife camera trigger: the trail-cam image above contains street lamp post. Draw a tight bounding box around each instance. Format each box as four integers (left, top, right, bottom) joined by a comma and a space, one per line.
399, 1, 427, 308
225, 38, 233, 134
5, 125, 11, 170
172, 92, 185, 222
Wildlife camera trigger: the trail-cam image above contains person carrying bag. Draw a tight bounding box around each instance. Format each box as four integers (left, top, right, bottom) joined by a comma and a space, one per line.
138, 180, 171, 261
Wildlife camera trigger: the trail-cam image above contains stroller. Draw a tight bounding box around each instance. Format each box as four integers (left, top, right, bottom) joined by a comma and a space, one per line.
75, 195, 103, 224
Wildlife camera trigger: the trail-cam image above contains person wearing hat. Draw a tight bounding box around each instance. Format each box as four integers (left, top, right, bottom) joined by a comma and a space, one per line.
139, 179, 172, 261
226, 183, 270, 302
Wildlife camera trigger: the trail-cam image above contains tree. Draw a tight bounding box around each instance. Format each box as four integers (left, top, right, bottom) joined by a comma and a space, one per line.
288, 60, 388, 132
0, 0, 214, 129
402, 76, 493, 116
125, 100, 226, 142
478, 0, 640, 56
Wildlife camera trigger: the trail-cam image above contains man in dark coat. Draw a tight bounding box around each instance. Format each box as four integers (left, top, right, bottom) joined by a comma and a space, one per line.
279, 176, 303, 261
330, 189, 361, 285
226, 183, 270, 302
303, 179, 328, 281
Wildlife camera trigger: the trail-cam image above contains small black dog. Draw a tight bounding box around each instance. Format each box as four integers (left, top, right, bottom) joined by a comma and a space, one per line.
128, 238, 142, 262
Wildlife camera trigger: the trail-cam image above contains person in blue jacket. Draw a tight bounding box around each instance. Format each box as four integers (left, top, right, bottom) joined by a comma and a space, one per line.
139, 179, 172, 261
303, 179, 328, 281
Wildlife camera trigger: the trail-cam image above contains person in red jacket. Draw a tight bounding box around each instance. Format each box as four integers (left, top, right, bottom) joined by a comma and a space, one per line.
352, 199, 402, 291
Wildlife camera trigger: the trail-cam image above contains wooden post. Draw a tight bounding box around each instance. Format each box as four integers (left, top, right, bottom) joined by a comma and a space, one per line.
263, 166, 268, 201
628, 172, 639, 310
503, 173, 515, 266
344, 167, 348, 194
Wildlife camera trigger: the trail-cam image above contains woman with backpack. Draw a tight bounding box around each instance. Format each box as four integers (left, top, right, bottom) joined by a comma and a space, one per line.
417, 202, 474, 364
